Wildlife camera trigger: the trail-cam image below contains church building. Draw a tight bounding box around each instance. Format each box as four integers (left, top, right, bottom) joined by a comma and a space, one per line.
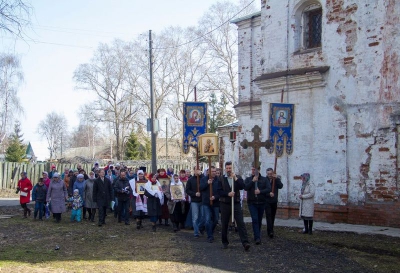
228, 0, 400, 227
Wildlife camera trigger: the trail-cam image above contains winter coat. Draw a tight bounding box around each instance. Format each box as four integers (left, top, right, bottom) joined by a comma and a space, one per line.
265, 176, 283, 203
73, 180, 86, 206
93, 176, 112, 208
46, 179, 68, 213
244, 175, 271, 205
18, 178, 33, 204
84, 179, 98, 209
32, 183, 47, 202
114, 177, 131, 201
199, 175, 220, 207
218, 175, 245, 204
299, 182, 315, 218
185, 174, 204, 203
144, 181, 163, 217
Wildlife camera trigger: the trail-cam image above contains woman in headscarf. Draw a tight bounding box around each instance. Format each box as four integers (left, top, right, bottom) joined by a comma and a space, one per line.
84, 171, 98, 222
167, 174, 186, 232
129, 169, 148, 229
144, 174, 164, 232
46, 173, 68, 223
157, 168, 170, 226
299, 173, 315, 235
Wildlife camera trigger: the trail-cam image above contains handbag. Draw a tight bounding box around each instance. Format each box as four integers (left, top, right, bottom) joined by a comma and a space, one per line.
20, 191, 28, 197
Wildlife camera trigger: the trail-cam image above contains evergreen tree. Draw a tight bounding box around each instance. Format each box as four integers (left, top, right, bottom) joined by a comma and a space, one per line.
125, 132, 140, 160
140, 137, 151, 160
5, 121, 26, 162
208, 93, 236, 133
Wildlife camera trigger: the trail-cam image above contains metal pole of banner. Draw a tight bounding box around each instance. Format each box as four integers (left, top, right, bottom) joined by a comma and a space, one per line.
166, 117, 168, 160
271, 89, 285, 192
149, 30, 157, 173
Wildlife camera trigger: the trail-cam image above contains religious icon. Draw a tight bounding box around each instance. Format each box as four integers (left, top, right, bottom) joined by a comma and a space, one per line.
136, 183, 145, 195
188, 109, 201, 124
159, 178, 170, 193
170, 184, 184, 200
272, 107, 290, 127
198, 133, 219, 156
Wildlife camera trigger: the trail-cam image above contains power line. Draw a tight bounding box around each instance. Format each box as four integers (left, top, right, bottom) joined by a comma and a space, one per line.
2, 36, 93, 49
153, 0, 255, 50
32, 24, 134, 36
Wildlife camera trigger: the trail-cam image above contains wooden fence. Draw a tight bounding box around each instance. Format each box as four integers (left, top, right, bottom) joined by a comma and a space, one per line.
0, 161, 206, 189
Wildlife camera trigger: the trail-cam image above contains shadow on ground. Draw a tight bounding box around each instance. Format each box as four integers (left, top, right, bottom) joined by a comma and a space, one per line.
1, 206, 399, 273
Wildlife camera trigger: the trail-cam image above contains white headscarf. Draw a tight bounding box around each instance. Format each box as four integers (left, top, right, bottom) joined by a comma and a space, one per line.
144, 179, 164, 205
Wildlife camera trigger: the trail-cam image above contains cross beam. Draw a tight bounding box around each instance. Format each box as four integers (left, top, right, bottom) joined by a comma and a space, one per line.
240, 125, 272, 169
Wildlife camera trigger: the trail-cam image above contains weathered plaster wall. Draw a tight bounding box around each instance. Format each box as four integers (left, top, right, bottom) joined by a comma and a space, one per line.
233, 0, 399, 226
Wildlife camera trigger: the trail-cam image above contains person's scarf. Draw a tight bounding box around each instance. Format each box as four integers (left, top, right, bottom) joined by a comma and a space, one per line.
144, 180, 164, 205
130, 173, 148, 212
301, 173, 310, 194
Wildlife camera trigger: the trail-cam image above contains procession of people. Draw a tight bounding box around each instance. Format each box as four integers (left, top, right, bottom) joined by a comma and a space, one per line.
16, 160, 315, 251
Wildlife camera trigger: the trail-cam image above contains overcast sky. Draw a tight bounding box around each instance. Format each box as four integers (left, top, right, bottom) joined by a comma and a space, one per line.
1, 0, 260, 159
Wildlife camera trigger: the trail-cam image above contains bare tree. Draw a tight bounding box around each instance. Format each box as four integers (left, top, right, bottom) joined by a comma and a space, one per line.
37, 112, 68, 160
73, 40, 141, 160
0, 0, 32, 37
198, 1, 257, 106
0, 53, 24, 151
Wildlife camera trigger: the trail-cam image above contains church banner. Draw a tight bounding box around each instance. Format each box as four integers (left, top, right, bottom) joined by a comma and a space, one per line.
182, 102, 208, 154
268, 103, 294, 157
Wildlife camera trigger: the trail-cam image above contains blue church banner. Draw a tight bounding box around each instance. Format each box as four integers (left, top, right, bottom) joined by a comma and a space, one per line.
183, 102, 208, 154
268, 103, 294, 157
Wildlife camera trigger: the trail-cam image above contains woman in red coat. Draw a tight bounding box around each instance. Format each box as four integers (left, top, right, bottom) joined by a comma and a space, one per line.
17, 172, 33, 218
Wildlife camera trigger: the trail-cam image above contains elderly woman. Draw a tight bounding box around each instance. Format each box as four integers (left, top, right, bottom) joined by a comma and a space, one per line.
73, 174, 87, 219
129, 170, 148, 229
167, 174, 186, 232
46, 173, 68, 223
299, 173, 315, 235
17, 172, 33, 218
84, 171, 98, 222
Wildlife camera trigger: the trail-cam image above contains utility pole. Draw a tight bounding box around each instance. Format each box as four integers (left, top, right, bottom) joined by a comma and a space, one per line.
166, 117, 168, 160
149, 30, 157, 173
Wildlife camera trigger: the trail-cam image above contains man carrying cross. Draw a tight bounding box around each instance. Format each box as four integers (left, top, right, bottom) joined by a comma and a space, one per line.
265, 168, 283, 238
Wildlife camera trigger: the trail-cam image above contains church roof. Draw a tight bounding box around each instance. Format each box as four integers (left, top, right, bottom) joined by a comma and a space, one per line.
217, 121, 238, 129
230, 11, 261, 24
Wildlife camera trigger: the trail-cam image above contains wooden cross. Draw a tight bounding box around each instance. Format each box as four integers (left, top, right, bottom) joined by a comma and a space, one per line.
240, 125, 272, 169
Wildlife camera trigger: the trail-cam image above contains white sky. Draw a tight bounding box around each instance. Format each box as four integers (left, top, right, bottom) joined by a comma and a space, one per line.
1, 0, 260, 159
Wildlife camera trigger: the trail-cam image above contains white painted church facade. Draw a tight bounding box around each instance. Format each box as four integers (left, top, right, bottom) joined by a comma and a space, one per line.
220, 0, 400, 227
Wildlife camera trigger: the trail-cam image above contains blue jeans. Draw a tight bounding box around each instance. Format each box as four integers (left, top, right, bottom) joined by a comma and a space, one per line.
34, 201, 44, 219
149, 216, 158, 223
191, 202, 204, 236
203, 204, 220, 240
248, 203, 265, 240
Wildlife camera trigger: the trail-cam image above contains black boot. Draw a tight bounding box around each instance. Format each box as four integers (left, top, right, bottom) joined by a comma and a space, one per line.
302, 220, 309, 234
164, 219, 170, 226
308, 220, 313, 235
173, 223, 178, 232
137, 220, 141, 230
152, 224, 156, 232
83, 207, 87, 220
91, 210, 96, 222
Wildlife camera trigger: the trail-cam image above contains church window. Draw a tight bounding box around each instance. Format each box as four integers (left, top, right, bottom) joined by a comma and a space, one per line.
304, 8, 322, 49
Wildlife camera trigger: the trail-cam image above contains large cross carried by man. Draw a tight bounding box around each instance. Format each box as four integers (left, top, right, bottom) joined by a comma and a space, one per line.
240, 125, 272, 169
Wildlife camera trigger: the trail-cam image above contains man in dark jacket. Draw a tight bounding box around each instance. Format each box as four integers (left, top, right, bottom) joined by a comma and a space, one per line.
200, 166, 220, 243
93, 169, 112, 226
186, 168, 204, 237
244, 166, 271, 244
114, 171, 131, 225
265, 168, 283, 238
218, 161, 250, 251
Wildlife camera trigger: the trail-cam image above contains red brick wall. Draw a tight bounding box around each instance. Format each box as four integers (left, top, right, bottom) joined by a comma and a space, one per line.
277, 202, 400, 228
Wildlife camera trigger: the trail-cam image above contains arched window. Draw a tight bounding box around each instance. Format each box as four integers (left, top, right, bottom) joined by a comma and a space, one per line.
303, 4, 322, 49
293, 1, 322, 52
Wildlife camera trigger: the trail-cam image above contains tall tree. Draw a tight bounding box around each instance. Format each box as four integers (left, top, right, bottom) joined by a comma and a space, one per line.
0, 0, 32, 37
208, 93, 235, 133
198, 1, 257, 106
5, 120, 25, 162
0, 53, 24, 149
74, 40, 141, 160
37, 112, 67, 160
125, 132, 140, 160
